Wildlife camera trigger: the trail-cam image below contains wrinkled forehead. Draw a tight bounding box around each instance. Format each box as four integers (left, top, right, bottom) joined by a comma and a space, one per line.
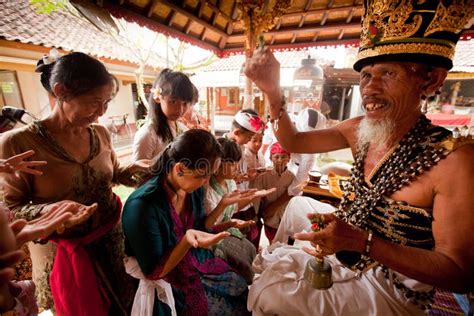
360, 61, 429, 74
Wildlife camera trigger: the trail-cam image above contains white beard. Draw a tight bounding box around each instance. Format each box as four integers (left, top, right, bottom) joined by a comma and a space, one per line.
357, 117, 395, 151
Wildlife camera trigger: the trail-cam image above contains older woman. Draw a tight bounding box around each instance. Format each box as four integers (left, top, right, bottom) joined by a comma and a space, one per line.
0, 52, 149, 315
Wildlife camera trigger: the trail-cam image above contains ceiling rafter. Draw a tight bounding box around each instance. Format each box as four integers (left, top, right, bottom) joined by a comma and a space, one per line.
229, 21, 360, 40
157, 0, 229, 39
147, 0, 159, 18
280, 5, 362, 19
197, 0, 232, 22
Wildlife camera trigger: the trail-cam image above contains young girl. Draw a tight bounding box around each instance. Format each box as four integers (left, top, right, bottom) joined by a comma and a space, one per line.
205, 138, 259, 284
122, 129, 249, 316
132, 69, 194, 161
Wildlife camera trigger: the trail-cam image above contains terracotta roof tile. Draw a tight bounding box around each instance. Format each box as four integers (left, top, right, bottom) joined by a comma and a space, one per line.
0, 0, 165, 68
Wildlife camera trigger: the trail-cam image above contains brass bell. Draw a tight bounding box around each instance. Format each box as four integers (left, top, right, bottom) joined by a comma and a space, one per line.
304, 257, 333, 289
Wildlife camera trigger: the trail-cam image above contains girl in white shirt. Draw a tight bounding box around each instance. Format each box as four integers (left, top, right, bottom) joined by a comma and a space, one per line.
132, 69, 194, 161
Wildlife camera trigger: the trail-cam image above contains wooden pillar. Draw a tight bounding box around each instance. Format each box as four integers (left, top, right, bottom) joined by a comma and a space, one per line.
243, 27, 257, 110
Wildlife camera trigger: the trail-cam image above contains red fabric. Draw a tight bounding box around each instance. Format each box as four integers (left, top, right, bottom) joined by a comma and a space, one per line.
264, 225, 277, 244
50, 197, 122, 316
426, 113, 471, 126
270, 142, 290, 156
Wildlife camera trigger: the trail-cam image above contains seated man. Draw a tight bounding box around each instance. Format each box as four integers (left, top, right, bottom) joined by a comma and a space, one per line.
244, 1, 474, 315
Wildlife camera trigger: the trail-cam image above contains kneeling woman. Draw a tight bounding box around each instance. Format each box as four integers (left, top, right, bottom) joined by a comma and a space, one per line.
122, 129, 249, 316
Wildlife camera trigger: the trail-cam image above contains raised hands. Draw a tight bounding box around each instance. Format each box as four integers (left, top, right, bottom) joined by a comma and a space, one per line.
294, 213, 367, 258
220, 189, 258, 207
39, 201, 97, 235
0, 150, 47, 177
244, 47, 281, 99
185, 229, 230, 249
229, 218, 256, 229
11, 202, 95, 246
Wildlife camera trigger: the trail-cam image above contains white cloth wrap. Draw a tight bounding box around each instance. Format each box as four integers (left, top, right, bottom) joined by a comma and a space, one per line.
124, 257, 177, 316
248, 196, 432, 316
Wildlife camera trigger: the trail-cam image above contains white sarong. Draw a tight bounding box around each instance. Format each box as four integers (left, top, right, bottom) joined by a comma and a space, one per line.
124, 257, 177, 316
248, 196, 431, 316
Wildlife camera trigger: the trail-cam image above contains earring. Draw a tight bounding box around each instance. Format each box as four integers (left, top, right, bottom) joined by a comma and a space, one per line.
421, 94, 428, 114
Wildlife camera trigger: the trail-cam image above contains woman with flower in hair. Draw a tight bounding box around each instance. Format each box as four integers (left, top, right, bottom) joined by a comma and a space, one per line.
1, 51, 150, 315
132, 69, 194, 162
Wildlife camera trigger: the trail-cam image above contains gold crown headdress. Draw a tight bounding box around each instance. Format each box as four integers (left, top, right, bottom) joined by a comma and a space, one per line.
353, 0, 474, 71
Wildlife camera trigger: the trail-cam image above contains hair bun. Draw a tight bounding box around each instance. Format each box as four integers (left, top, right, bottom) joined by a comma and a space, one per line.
35, 59, 46, 73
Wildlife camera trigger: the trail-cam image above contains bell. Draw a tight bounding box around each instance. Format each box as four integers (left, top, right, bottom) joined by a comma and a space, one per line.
304, 257, 333, 289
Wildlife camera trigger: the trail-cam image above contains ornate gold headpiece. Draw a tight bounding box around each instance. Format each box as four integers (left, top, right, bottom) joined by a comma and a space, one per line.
354, 0, 474, 71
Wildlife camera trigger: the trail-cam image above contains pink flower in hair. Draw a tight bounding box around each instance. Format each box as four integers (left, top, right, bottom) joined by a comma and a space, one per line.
248, 116, 263, 132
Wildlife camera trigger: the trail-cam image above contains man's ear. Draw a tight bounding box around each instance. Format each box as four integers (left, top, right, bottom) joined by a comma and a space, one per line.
423, 68, 448, 97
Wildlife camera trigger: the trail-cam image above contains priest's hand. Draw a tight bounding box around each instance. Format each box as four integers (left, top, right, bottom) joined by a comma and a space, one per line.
244, 47, 280, 95
294, 213, 367, 257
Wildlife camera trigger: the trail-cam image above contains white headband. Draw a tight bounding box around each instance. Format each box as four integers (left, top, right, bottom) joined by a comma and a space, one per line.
234, 111, 263, 133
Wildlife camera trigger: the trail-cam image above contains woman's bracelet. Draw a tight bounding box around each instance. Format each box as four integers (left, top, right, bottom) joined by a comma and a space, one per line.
269, 96, 286, 132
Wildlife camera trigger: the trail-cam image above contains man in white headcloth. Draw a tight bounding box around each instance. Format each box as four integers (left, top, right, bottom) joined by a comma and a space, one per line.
287, 107, 326, 195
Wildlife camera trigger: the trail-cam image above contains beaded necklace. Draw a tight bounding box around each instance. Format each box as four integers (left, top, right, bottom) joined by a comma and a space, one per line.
334, 115, 449, 311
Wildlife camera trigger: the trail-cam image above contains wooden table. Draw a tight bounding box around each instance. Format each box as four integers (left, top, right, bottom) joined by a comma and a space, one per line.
302, 182, 341, 206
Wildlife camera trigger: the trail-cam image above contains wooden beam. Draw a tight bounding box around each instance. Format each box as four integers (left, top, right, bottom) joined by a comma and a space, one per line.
197, 1, 205, 18
226, 22, 234, 35
200, 27, 206, 41
276, 18, 282, 30
197, 0, 232, 22
281, 5, 362, 19
304, 0, 314, 11
346, 7, 355, 23
158, 0, 228, 38
230, 2, 239, 20
291, 33, 297, 44
218, 36, 227, 50
222, 38, 360, 55
327, 0, 334, 8
229, 21, 360, 39
147, 0, 160, 18
298, 14, 306, 28
320, 11, 329, 25
184, 18, 193, 34
166, 10, 176, 26
338, 29, 345, 40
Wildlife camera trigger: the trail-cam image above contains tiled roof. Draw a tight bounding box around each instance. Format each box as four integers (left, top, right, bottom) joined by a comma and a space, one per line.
0, 0, 165, 68
453, 39, 474, 72
201, 49, 336, 72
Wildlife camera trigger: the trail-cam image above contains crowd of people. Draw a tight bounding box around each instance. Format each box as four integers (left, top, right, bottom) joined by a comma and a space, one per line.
1, 0, 473, 315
